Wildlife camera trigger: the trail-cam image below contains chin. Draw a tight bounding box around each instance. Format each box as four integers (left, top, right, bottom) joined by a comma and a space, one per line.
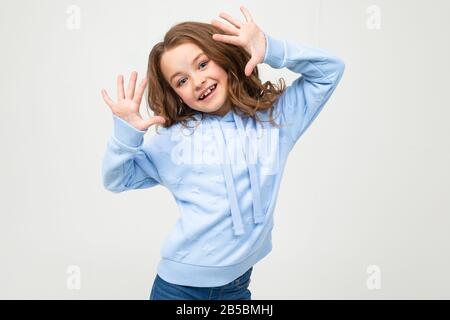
195, 100, 226, 114
207, 105, 224, 113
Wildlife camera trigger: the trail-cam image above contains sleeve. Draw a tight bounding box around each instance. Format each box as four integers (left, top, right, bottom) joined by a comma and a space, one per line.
101, 114, 162, 193
262, 33, 345, 149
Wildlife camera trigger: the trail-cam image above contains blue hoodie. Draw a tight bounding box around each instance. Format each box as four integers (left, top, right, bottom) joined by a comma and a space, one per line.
102, 33, 345, 287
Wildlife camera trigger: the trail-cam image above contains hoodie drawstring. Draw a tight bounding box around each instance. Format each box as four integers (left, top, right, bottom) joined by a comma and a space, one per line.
233, 112, 265, 224
207, 111, 264, 236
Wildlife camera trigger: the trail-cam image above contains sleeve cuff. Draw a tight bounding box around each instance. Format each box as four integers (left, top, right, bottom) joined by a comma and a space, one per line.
262, 33, 286, 69
112, 114, 147, 148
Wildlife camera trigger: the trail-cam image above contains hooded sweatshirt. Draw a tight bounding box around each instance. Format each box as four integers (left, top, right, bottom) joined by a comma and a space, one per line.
101, 33, 345, 287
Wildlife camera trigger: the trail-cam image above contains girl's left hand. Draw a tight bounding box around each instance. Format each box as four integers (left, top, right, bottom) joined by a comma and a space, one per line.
211, 6, 266, 77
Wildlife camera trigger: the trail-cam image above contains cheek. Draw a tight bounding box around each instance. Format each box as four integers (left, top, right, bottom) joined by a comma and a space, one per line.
220, 79, 228, 94
180, 91, 197, 104
220, 73, 228, 88
177, 89, 192, 101
188, 92, 198, 102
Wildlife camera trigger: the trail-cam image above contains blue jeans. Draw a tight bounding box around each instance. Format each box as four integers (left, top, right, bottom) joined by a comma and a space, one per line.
149, 267, 253, 300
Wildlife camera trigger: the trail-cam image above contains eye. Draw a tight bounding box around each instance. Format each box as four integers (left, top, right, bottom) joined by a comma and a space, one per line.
176, 60, 209, 87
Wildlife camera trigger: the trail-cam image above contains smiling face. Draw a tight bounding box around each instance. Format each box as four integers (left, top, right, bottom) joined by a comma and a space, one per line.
160, 42, 231, 117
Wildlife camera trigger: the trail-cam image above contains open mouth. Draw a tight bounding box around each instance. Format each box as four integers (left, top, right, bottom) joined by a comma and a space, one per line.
199, 84, 217, 101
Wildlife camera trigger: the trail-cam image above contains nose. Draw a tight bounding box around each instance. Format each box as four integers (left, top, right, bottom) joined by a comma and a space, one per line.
194, 75, 207, 89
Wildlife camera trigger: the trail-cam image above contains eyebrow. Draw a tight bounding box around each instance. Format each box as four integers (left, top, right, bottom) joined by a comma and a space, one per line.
169, 52, 205, 83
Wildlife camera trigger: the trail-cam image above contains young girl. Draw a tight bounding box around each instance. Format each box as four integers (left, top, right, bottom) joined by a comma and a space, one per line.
101, 6, 345, 300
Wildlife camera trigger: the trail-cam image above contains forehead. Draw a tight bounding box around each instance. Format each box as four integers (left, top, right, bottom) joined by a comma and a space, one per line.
160, 42, 205, 78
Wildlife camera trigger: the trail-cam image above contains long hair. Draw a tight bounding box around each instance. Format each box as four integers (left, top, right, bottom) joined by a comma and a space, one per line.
146, 21, 286, 131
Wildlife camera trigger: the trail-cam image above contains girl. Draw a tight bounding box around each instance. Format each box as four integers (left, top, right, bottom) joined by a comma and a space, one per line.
101, 6, 345, 300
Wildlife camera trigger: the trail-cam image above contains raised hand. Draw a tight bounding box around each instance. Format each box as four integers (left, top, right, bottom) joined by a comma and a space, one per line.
211, 6, 267, 77
101, 71, 166, 131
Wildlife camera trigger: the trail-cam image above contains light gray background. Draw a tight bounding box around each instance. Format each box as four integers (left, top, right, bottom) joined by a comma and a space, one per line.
1, 0, 449, 299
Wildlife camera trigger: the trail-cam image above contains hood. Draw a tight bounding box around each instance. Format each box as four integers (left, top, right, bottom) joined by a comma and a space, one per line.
193, 109, 264, 236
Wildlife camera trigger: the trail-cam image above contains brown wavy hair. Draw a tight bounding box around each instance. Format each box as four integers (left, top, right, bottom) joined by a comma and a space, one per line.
146, 21, 286, 131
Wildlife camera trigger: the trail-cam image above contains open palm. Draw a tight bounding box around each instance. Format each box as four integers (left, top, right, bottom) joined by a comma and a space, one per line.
101, 71, 165, 131
211, 6, 266, 77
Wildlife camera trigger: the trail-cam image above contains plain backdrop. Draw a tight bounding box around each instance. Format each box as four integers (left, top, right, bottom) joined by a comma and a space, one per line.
1, 0, 449, 299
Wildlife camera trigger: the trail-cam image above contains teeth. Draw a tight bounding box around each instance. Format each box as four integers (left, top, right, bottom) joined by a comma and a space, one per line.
202, 89, 211, 98
200, 84, 216, 100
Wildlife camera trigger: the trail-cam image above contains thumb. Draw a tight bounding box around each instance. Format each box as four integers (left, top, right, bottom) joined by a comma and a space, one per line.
145, 115, 166, 129
245, 57, 258, 77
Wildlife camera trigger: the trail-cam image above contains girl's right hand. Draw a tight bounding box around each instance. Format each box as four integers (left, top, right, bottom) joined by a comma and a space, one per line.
101, 71, 166, 131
